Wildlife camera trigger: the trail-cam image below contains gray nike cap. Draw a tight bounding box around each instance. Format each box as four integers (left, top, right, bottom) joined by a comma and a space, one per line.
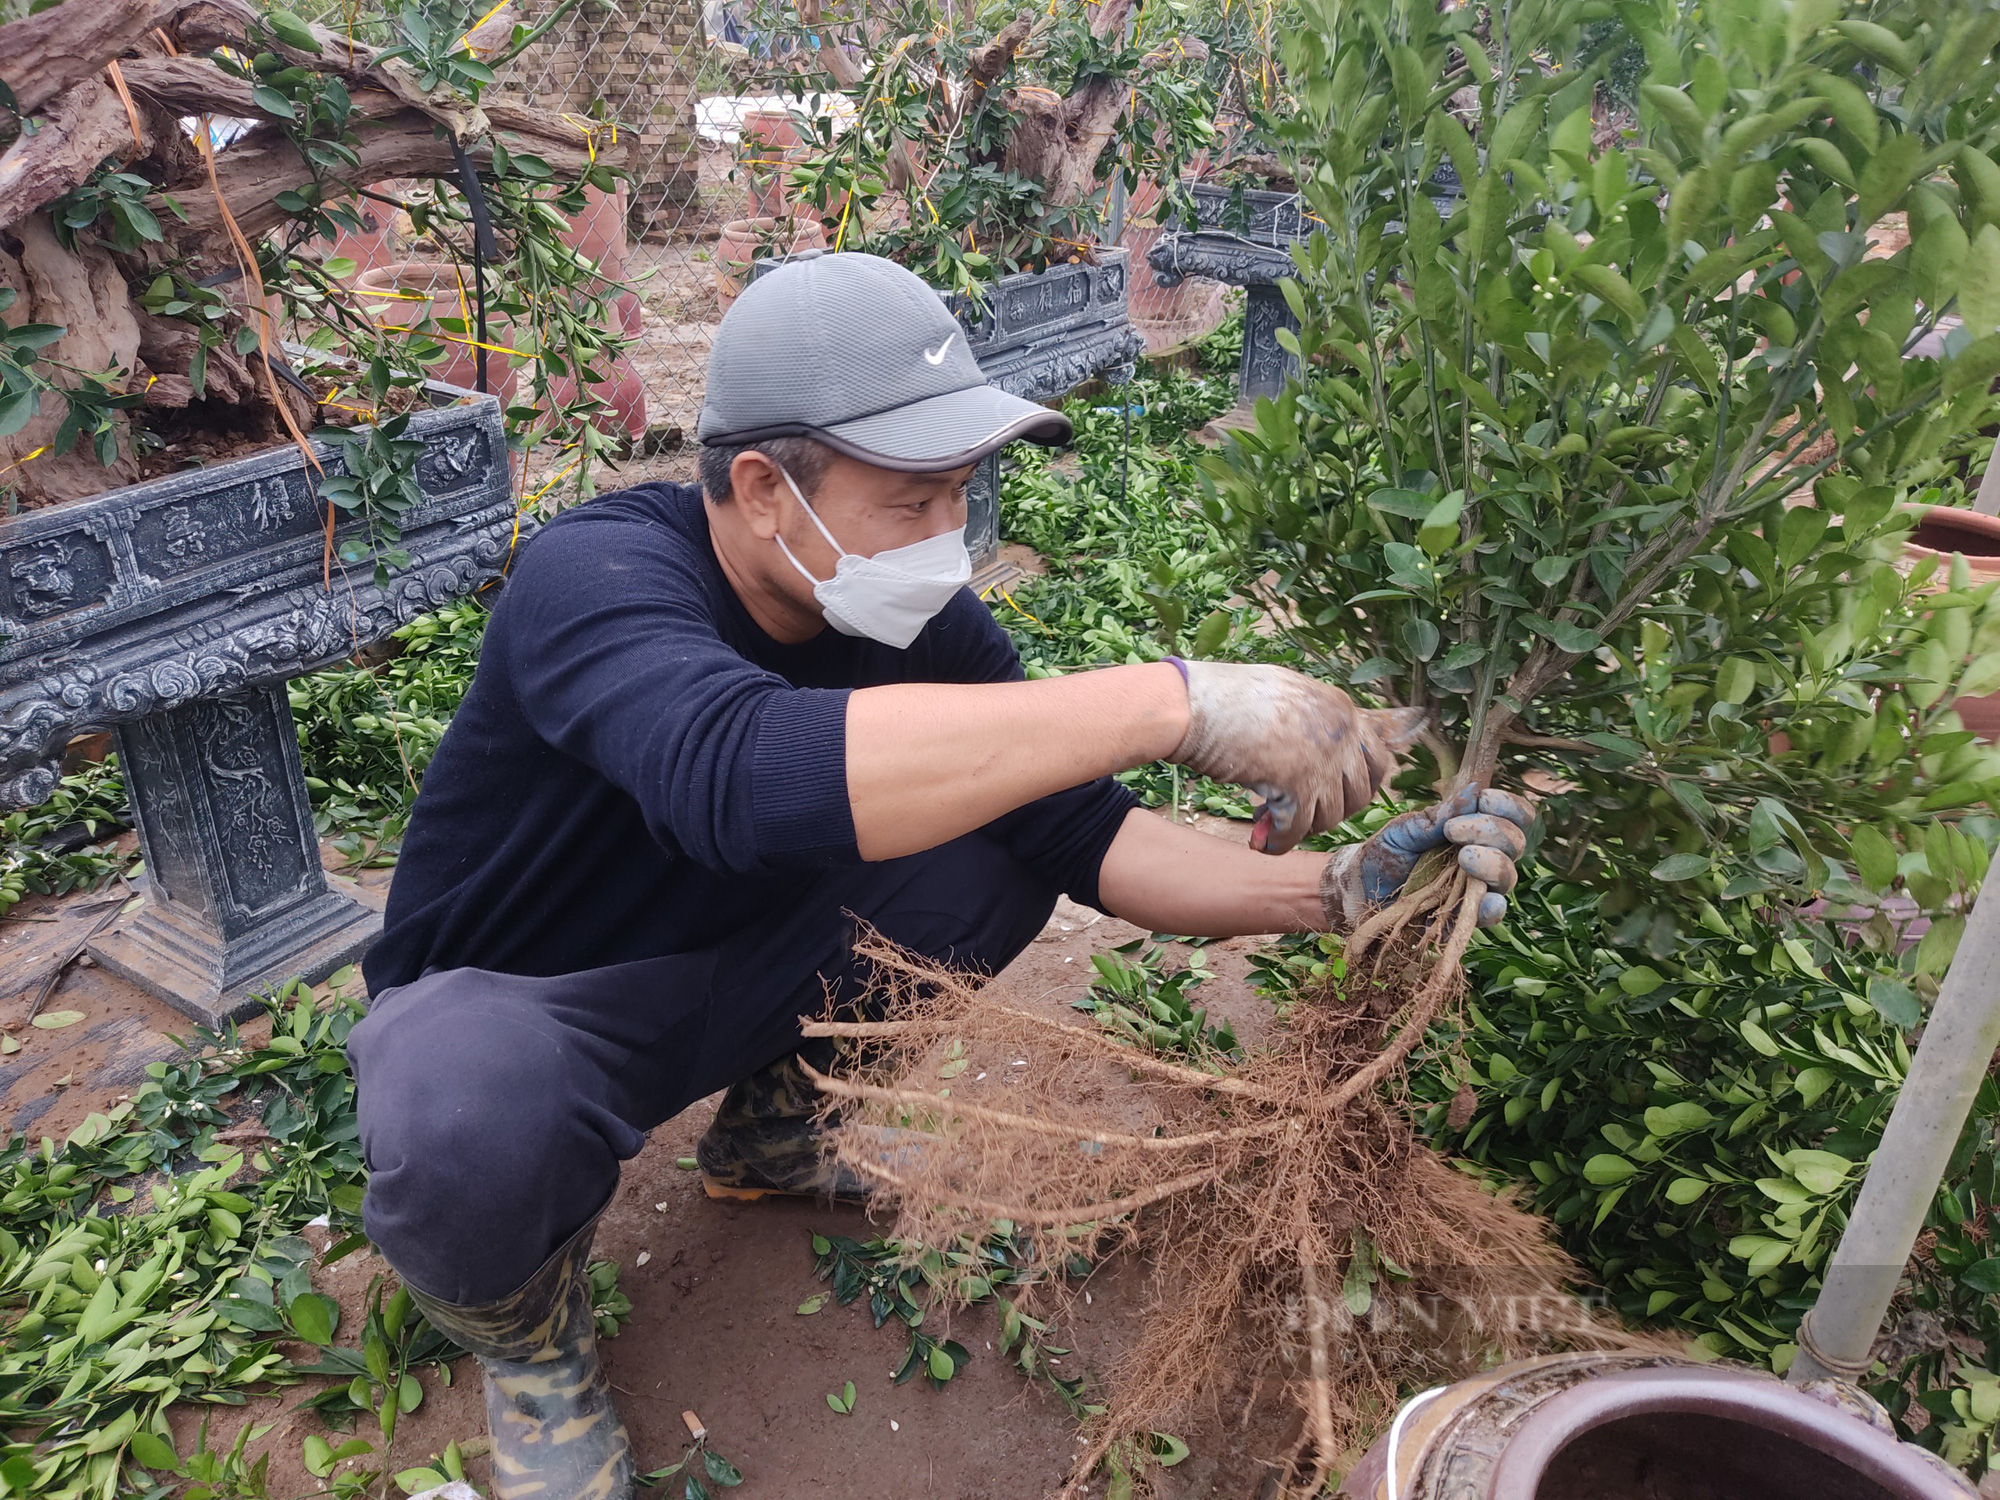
696, 250, 1073, 471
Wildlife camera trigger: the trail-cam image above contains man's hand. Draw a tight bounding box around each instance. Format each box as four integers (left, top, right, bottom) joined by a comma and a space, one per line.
1319, 785, 1536, 930
1169, 661, 1426, 854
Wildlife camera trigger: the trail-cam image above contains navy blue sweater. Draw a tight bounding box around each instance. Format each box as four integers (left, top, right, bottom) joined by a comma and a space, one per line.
363, 482, 1137, 989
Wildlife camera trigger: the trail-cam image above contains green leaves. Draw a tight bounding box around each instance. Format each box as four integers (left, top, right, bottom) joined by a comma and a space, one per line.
1855, 132, 1924, 225
1961, 1260, 2000, 1297
1961, 227, 2000, 337
1651, 853, 1711, 882
1522, 615, 1601, 656
1570, 264, 1646, 324
1848, 825, 1898, 892
1833, 18, 1917, 76
1713, 658, 1757, 706
1644, 1103, 1713, 1138
1809, 72, 1877, 152
286, 1290, 339, 1345
1640, 82, 1706, 144
265, 8, 323, 52
1865, 976, 1922, 1030
1584, 1154, 1637, 1186
0, 979, 375, 1500
702, 1451, 745, 1489
825, 1381, 856, 1415
1739, 1019, 1781, 1057
1618, 965, 1665, 996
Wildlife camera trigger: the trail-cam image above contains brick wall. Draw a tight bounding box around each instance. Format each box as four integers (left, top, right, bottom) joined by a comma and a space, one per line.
504, 0, 703, 229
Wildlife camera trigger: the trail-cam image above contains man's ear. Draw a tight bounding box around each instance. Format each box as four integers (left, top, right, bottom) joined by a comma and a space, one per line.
728, 450, 787, 540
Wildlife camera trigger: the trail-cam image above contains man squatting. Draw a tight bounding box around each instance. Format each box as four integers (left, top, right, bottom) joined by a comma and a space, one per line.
347, 251, 1534, 1500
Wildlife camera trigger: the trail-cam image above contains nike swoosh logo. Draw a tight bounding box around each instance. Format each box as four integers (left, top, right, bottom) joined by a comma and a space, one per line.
923, 334, 955, 366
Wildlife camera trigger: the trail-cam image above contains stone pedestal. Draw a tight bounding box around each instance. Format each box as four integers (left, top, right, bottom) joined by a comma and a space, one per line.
1241, 283, 1301, 400
0, 377, 516, 1026
89, 686, 382, 1026
967, 453, 1013, 594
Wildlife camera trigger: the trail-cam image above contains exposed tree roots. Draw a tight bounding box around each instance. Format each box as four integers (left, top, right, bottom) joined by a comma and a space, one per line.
811, 890, 1648, 1497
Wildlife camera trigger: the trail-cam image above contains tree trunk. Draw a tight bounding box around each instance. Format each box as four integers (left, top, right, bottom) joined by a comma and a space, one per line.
0, 0, 610, 511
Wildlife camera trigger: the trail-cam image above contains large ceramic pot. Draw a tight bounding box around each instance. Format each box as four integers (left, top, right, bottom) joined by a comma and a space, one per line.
1339, 1353, 1972, 1500
355, 259, 519, 407
0, 379, 519, 1023
549, 185, 647, 441
739, 108, 800, 218
715, 216, 828, 313
1903, 505, 2000, 740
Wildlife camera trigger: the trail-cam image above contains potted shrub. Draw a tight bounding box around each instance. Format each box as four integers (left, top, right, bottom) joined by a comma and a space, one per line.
0, 0, 631, 1021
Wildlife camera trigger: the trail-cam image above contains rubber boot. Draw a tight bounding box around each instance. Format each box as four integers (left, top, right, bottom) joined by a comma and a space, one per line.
695, 1050, 874, 1202
405, 1215, 634, 1500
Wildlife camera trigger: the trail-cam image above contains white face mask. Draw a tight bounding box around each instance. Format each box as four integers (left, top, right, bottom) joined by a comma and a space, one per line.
773, 465, 972, 649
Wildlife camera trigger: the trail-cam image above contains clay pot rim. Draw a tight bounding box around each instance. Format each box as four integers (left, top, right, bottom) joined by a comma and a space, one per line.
353, 258, 483, 298
1486, 1366, 1962, 1500
1904, 503, 2000, 553
718, 215, 823, 234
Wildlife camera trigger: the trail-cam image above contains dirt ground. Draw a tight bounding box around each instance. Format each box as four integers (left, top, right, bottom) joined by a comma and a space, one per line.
2, 810, 1300, 1500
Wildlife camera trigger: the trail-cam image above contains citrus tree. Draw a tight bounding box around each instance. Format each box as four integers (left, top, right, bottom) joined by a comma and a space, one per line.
1202, 0, 2000, 966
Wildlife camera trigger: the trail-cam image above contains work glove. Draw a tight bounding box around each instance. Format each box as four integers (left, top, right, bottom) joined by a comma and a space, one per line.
1319, 785, 1536, 931
1169, 660, 1425, 854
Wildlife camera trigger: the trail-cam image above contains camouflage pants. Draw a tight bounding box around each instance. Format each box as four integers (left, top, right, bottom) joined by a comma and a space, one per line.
349, 830, 1058, 1304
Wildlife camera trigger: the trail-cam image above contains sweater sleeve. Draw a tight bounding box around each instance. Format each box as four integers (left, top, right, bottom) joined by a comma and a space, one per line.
494, 510, 858, 875
928, 593, 1141, 912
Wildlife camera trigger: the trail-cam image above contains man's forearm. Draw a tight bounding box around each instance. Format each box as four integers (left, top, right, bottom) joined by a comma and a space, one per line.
846, 663, 1188, 861
1094, 808, 1328, 938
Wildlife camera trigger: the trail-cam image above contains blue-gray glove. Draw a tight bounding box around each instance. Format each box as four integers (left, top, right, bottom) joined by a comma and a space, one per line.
1318, 785, 1535, 931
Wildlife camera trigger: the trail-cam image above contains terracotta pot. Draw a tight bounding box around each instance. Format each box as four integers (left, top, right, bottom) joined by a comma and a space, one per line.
354, 259, 518, 407
1340, 1352, 1973, 1500
1904, 505, 2000, 739
713, 217, 828, 313
552, 185, 647, 440
1904, 504, 2000, 584
739, 109, 801, 218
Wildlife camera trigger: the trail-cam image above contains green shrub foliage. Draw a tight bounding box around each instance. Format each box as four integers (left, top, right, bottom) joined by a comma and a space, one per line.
1200, 0, 2000, 965
1411, 874, 2000, 1465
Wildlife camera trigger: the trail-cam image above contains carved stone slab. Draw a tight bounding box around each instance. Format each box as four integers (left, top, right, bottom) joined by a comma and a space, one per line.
0, 384, 519, 808
0, 382, 518, 1023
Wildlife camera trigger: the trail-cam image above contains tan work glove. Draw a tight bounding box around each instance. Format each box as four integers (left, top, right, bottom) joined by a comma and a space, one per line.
1168, 659, 1425, 853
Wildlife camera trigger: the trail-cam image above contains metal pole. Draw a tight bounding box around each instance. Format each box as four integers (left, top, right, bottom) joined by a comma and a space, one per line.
1788, 875, 2000, 1385
1109, 8, 1136, 245
1974, 454, 2000, 517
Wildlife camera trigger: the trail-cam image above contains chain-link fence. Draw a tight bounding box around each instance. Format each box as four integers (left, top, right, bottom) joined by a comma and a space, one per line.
489, 0, 742, 490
